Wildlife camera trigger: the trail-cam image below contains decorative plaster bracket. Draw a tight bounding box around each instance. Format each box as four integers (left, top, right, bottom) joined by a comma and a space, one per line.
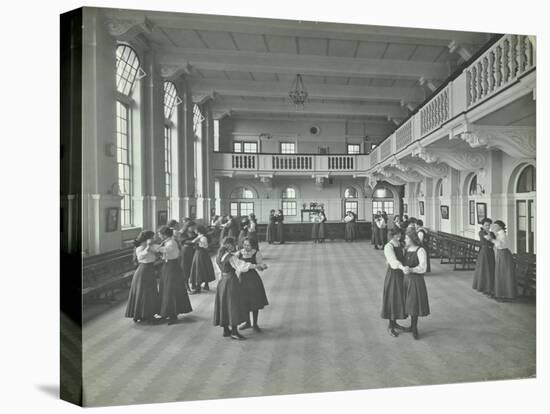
106, 17, 156, 39
412, 143, 487, 171
461, 125, 536, 159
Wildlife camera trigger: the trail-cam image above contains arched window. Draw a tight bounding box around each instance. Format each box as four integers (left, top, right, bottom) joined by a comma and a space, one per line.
116, 45, 142, 96
282, 187, 296, 199
516, 165, 536, 193
193, 104, 204, 134
372, 187, 394, 215
344, 187, 358, 198
163, 81, 179, 120
230, 187, 254, 199
469, 175, 478, 196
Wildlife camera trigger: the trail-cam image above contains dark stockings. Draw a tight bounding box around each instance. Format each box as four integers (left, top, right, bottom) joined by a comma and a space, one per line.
411, 316, 419, 339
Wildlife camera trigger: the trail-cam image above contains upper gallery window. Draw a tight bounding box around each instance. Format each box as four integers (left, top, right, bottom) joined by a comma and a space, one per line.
163, 81, 179, 120
115, 45, 142, 96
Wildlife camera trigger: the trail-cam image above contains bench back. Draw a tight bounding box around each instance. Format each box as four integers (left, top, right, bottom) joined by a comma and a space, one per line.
83, 247, 136, 289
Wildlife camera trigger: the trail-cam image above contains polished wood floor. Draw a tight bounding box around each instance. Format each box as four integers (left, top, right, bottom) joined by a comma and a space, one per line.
74, 241, 535, 407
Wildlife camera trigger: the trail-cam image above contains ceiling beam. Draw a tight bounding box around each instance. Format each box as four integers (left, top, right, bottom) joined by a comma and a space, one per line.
187, 78, 425, 103
212, 99, 408, 118
158, 47, 450, 80
102, 10, 489, 47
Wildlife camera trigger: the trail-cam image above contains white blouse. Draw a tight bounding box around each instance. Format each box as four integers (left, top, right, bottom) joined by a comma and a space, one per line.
194, 235, 208, 249
155, 238, 180, 261
384, 241, 404, 270
407, 247, 427, 274
344, 215, 352, 223
375, 218, 386, 228
221, 252, 255, 273
238, 249, 264, 265
493, 229, 509, 250
135, 245, 157, 264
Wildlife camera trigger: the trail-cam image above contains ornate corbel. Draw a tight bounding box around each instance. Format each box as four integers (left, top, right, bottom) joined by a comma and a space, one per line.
412, 144, 487, 171
400, 158, 449, 179
461, 125, 536, 159
106, 17, 157, 40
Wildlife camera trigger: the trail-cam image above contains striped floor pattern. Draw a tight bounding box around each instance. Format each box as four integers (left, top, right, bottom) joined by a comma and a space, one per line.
80, 241, 536, 407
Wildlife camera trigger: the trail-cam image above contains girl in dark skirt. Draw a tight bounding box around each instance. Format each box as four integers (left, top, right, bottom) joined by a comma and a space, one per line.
381, 227, 408, 337
156, 226, 193, 325
237, 238, 269, 332
247, 213, 260, 250
275, 209, 285, 244
266, 210, 276, 244
344, 211, 357, 242
125, 231, 161, 323
228, 216, 240, 239
402, 229, 430, 340
416, 219, 431, 273
237, 217, 249, 250
221, 215, 231, 239
214, 237, 267, 340
179, 221, 197, 293
492, 220, 517, 301
318, 210, 327, 243
189, 225, 217, 294
374, 213, 387, 249
311, 212, 320, 243
472, 218, 496, 295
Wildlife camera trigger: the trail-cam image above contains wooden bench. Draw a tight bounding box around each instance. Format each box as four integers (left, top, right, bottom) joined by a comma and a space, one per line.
429, 231, 480, 271
83, 247, 140, 304
514, 252, 536, 297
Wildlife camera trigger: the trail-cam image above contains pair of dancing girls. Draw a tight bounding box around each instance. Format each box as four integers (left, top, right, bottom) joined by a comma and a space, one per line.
472, 218, 517, 301
214, 236, 269, 340
125, 227, 192, 325
381, 227, 430, 339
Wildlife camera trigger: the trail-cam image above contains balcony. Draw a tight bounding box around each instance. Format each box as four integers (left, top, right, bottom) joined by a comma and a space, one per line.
213, 152, 371, 177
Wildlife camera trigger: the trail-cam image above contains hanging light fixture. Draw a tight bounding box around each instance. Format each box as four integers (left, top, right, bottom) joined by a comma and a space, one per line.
289, 74, 308, 110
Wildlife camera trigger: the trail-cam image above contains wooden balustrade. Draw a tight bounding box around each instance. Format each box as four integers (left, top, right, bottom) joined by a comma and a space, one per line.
420, 85, 450, 136
466, 34, 534, 108
327, 155, 355, 170
271, 154, 314, 170
380, 139, 392, 160
395, 118, 413, 151
231, 154, 257, 169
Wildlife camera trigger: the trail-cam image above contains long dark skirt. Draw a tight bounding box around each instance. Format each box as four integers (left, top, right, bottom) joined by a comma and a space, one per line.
318, 222, 326, 240
379, 227, 388, 245
311, 223, 319, 241
190, 248, 216, 286
276, 222, 285, 243
372, 224, 379, 246
494, 248, 517, 299
266, 223, 276, 243
424, 246, 432, 273
248, 231, 259, 250
404, 274, 430, 317
213, 274, 247, 327
380, 267, 406, 320
159, 259, 192, 318
180, 245, 195, 288
221, 226, 230, 239
240, 269, 269, 312
125, 263, 160, 319
472, 246, 495, 294
345, 222, 356, 241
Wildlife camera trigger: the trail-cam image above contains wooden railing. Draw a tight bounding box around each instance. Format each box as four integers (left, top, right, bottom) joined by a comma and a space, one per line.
231, 154, 257, 169
420, 84, 450, 136
271, 155, 314, 170
466, 34, 535, 108
327, 155, 355, 170
395, 118, 413, 151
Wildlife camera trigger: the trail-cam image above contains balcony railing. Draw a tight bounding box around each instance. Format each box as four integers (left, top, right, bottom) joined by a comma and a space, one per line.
214, 152, 370, 174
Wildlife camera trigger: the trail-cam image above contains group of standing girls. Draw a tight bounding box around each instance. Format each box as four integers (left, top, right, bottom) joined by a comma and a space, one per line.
344, 211, 358, 242
372, 211, 388, 249
125, 227, 193, 325
214, 236, 269, 340
381, 227, 430, 339
311, 210, 327, 243
266, 209, 285, 244
472, 218, 517, 301
237, 214, 260, 251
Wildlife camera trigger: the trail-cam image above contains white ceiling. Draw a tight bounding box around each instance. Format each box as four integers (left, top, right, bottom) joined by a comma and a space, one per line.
104, 9, 496, 141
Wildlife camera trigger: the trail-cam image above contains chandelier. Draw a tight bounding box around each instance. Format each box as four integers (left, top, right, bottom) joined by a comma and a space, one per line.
289, 74, 308, 109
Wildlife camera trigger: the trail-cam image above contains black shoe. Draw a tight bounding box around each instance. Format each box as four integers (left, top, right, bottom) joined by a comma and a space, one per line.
252, 325, 262, 332
231, 332, 247, 340
203, 284, 210, 291
388, 327, 399, 337
239, 322, 251, 330
223, 330, 231, 337
412, 328, 419, 340
167, 317, 178, 326
394, 323, 412, 332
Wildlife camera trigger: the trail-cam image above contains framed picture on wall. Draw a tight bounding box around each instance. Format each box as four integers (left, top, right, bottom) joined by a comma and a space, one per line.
157, 210, 168, 226
440, 205, 449, 220
419, 201, 425, 216
476, 202, 487, 224
105, 207, 119, 232
403, 203, 408, 214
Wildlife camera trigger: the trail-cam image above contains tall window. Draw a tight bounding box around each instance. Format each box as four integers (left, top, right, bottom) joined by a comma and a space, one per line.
193, 104, 204, 198
282, 187, 297, 216
164, 126, 173, 218
372, 187, 394, 215
116, 102, 132, 226
516, 165, 535, 193
213, 119, 220, 152
280, 142, 296, 154
516, 165, 536, 254
469, 175, 478, 196
229, 186, 255, 217
163, 81, 178, 119
230, 187, 254, 199
344, 186, 359, 218
115, 45, 142, 227
347, 144, 360, 154
344, 187, 358, 198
